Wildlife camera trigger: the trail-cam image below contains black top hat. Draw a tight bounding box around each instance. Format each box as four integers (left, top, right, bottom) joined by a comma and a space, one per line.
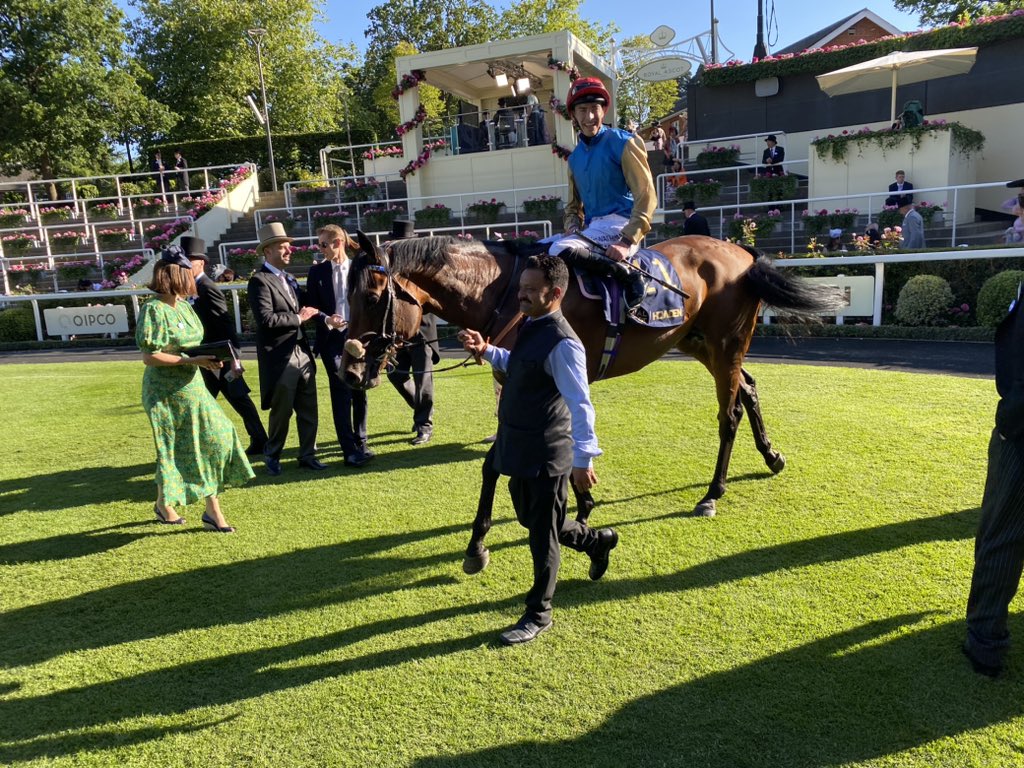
682, 200, 697, 211
180, 236, 207, 260
1007, 178, 1024, 188
390, 220, 416, 239
764, 134, 777, 143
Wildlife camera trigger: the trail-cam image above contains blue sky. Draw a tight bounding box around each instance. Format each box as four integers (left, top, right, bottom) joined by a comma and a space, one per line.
320, 0, 924, 61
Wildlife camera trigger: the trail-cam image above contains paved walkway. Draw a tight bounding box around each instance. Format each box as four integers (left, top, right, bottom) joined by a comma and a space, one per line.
0, 336, 994, 378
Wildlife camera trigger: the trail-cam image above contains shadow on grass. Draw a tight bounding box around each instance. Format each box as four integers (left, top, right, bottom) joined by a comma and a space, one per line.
410, 613, 1024, 768
0, 522, 157, 565
0, 463, 158, 515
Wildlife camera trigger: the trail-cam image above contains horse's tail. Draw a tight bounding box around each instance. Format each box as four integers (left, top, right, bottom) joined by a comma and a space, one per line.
740, 246, 845, 319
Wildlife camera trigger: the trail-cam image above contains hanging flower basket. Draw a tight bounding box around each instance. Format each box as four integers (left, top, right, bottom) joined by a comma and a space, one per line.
695, 146, 740, 169
362, 205, 406, 231
132, 197, 166, 217
341, 179, 380, 203
414, 204, 451, 227
9, 263, 44, 284
466, 199, 505, 223
0, 208, 29, 227
57, 261, 96, 282
749, 174, 798, 202
227, 248, 260, 275
88, 202, 121, 220
96, 228, 133, 248
39, 206, 73, 224
288, 245, 317, 266
877, 206, 903, 230
2, 233, 38, 254
50, 231, 83, 254
522, 196, 562, 217
674, 179, 722, 205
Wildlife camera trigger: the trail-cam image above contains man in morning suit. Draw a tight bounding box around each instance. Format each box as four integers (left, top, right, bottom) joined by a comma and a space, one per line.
459, 255, 619, 646
247, 221, 326, 475
304, 224, 374, 467
384, 221, 440, 446
885, 170, 914, 208
964, 280, 1024, 677
682, 201, 712, 237
761, 135, 785, 176
183, 236, 268, 456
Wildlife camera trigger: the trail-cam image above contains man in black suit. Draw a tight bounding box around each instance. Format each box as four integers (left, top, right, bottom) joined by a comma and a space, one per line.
304, 224, 374, 467
384, 221, 439, 446
885, 170, 914, 208
964, 280, 1024, 677
458, 255, 619, 646
761, 135, 785, 177
184, 236, 268, 456
682, 201, 712, 237
247, 222, 326, 475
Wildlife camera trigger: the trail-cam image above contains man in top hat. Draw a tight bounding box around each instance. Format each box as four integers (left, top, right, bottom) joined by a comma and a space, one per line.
682, 201, 711, 237
247, 221, 326, 475
184, 236, 268, 456
761, 135, 785, 177
385, 220, 440, 445
305, 224, 374, 467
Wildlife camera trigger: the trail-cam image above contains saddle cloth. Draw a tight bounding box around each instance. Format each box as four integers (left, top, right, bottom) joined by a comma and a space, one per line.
574, 248, 687, 327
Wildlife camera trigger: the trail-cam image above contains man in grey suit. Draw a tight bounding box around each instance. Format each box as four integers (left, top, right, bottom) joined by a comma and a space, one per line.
247, 222, 326, 475
964, 281, 1024, 677
899, 203, 925, 250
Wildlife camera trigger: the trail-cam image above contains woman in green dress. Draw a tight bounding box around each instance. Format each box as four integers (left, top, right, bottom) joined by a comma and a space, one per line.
136, 249, 255, 531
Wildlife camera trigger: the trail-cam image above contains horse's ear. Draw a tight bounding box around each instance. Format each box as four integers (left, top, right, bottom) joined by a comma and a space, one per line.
355, 230, 381, 264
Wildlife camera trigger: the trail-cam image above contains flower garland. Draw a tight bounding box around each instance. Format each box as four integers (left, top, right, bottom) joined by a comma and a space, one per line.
547, 57, 580, 82
399, 146, 432, 180
396, 104, 428, 137
550, 142, 573, 162
391, 70, 426, 100
549, 96, 571, 121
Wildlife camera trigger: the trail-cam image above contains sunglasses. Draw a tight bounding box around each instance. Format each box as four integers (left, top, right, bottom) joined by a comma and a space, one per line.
318, 239, 340, 248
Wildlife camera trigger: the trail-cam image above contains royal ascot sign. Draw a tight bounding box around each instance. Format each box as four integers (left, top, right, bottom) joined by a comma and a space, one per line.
649, 25, 676, 47
635, 57, 693, 82
44, 305, 129, 336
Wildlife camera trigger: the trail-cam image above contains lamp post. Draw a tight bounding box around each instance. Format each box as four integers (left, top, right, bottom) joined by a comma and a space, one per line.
247, 27, 278, 192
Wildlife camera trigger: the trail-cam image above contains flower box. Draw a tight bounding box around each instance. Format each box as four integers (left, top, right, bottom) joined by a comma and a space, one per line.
728, 211, 781, 241
494, 229, 541, 246
877, 207, 903, 230
265, 214, 299, 234
466, 199, 505, 224
96, 228, 133, 248
342, 179, 380, 203
295, 186, 330, 205
310, 209, 351, 229
2, 233, 38, 254
361, 206, 406, 231
50, 232, 83, 254
88, 202, 121, 220
288, 245, 316, 266
39, 206, 73, 224
9, 264, 44, 284
695, 146, 740, 170
227, 248, 260, 275
132, 198, 166, 217
0, 209, 29, 227
415, 204, 452, 227
57, 262, 95, 282
749, 174, 798, 202
802, 208, 858, 234
674, 180, 722, 205
522, 196, 562, 217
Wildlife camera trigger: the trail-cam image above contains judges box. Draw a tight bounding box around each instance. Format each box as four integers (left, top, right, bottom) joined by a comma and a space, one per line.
762, 275, 874, 325
44, 305, 130, 337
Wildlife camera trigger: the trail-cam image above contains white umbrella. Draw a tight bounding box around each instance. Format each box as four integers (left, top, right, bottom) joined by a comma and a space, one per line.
815, 47, 978, 124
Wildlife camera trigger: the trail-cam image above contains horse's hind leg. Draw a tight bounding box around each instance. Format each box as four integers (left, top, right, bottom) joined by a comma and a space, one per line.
463, 446, 497, 574
739, 367, 786, 474
693, 353, 746, 518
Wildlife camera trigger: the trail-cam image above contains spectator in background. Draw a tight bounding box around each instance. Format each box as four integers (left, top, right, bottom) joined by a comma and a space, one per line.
174, 149, 189, 191
865, 222, 882, 249
885, 170, 914, 208
900, 203, 925, 249
649, 121, 665, 152
665, 160, 688, 190
682, 201, 711, 237
150, 151, 166, 196
826, 228, 845, 252
761, 135, 785, 176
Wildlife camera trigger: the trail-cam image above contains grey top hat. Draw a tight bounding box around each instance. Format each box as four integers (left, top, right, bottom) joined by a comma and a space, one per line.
390, 220, 416, 239
180, 236, 207, 260
256, 221, 295, 254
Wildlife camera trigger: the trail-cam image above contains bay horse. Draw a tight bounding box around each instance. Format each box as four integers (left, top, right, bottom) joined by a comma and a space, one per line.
340, 232, 838, 573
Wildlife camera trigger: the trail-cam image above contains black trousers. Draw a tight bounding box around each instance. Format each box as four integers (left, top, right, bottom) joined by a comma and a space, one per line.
966, 430, 1024, 667
387, 344, 434, 430
324, 362, 368, 456
508, 472, 598, 624
201, 368, 268, 448
264, 347, 318, 463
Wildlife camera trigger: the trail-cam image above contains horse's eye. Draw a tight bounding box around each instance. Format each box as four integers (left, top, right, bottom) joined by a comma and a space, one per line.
365, 293, 380, 307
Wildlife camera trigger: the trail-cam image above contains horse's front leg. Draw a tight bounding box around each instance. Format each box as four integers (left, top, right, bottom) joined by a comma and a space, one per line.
463, 445, 497, 574
693, 359, 745, 518
739, 367, 786, 474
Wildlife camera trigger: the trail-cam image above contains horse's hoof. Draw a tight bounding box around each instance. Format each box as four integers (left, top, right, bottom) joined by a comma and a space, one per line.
692, 499, 717, 517
768, 452, 787, 475
462, 548, 490, 575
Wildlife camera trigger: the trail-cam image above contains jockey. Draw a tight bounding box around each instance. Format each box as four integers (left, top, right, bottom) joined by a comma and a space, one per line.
548, 77, 657, 309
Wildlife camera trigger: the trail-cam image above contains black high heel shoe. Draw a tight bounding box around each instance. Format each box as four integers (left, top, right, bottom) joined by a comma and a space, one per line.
154, 503, 185, 525
201, 513, 235, 533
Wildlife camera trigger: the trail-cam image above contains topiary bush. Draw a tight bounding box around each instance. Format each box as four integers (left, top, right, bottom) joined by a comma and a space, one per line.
0, 306, 37, 342
895, 274, 954, 326
976, 270, 1024, 327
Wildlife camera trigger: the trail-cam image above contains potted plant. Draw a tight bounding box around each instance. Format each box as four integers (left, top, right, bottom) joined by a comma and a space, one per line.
133, 197, 166, 217
466, 198, 505, 223
2, 233, 39, 254
674, 179, 722, 205
288, 245, 317, 266
0, 207, 29, 227
295, 185, 330, 205
658, 220, 688, 238
311, 208, 351, 229
265, 213, 300, 233
915, 201, 945, 225
749, 173, 798, 202
522, 195, 562, 217
50, 230, 83, 254
695, 145, 741, 170
756, 209, 783, 236
827, 208, 858, 230
877, 206, 903, 229
727, 215, 759, 245
361, 205, 406, 231
88, 202, 121, 220
96, 227, 133, 248
801, 208, 829, 234
494, 229, 541, 247
342, 178, 380, 203
414, 204, 451, 227
57, 261, 95, 282
38, 205, 73, 224
227, 247, 260, 275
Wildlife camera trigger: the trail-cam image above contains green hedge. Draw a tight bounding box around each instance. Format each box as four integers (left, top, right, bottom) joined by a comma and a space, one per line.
977, 270, 1024, 327
150, 128, 378, 178
754, 323, 995, 341
0, 307, 37, 342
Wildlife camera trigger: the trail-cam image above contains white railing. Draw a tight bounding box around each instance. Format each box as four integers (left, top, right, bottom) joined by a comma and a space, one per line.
679, 130, 787, 165
657, 159, 810, 208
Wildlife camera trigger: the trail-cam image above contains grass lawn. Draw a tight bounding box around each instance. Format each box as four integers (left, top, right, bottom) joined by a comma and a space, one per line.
0, 358, 1020, 767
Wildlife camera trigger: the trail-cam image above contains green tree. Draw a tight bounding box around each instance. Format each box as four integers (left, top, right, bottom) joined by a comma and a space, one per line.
130, 0, 350, 143
0, 0, 174, 191
495, 0, 618, 55
614, 36, 684, 127
892, 0, 1023, 26
369, 41, 445, 138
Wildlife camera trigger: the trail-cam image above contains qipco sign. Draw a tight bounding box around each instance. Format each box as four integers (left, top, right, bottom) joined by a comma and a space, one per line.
44, 305, 130, 337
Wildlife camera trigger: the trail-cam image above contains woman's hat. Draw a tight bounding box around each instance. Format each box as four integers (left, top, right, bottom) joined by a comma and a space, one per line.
161, 245, 192, 269
256, 221, 294, 255
829, 228, 843, 238
180, 236, 207, 260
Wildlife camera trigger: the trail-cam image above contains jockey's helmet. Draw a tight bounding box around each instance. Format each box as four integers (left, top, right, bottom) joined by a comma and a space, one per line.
566, 77, 610, 111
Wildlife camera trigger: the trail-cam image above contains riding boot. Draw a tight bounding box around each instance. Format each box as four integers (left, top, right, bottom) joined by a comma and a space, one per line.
604, 258, 647, 309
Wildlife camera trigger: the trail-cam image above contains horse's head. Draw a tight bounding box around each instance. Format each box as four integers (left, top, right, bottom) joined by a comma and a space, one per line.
341, 231, 425, 390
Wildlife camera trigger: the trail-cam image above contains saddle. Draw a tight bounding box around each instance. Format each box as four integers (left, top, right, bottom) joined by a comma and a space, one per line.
569, 248, 688, 328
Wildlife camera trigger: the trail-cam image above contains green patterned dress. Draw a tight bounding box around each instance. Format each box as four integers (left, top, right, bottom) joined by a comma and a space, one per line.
136, 298, 255, 505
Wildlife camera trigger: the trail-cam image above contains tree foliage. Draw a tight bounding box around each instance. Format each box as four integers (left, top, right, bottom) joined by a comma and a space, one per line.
892, 0, 1024, 27
614, 36, 685, 127
129, 0, 350, 144
0, 0, 174, 185
495, 0, 618, 55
